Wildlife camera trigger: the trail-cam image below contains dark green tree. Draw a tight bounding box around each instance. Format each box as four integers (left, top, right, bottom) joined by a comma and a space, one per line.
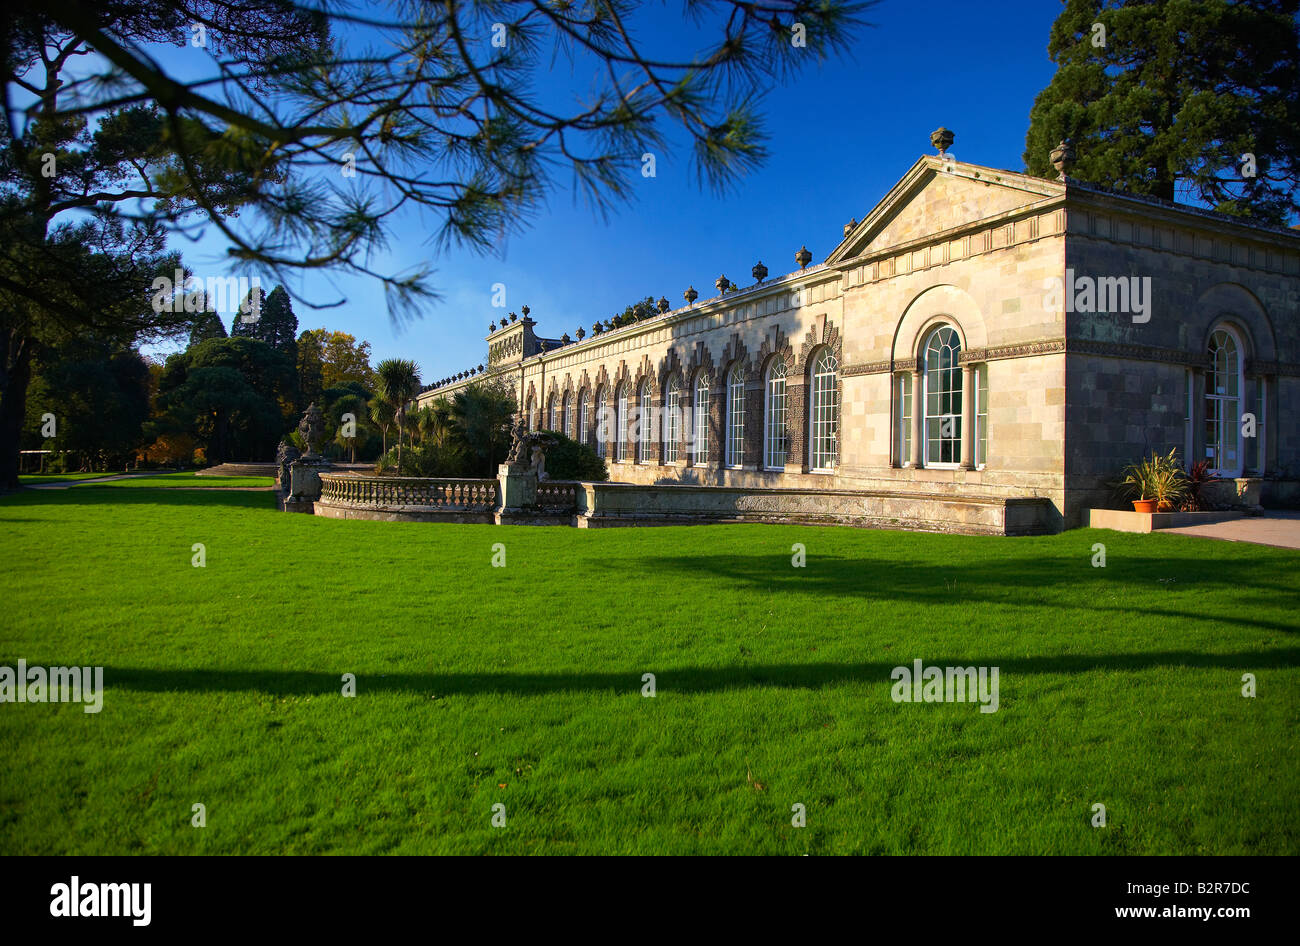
1024, 0, 1300, 224
229, 286, 267, 339
187, 307, 227, 348
0, 2, 314, 487
24, 337, 151, 470
151, 336, 296, 462
259, 286, 297, 355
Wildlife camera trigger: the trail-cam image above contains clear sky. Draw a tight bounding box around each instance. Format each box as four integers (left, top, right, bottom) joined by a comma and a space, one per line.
155, 0, 1064, 378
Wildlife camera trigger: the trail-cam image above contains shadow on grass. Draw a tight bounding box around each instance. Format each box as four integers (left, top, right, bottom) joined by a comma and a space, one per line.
620, 552, 1300, 635
0, 487, 275, 511
81, 649, 1300, 696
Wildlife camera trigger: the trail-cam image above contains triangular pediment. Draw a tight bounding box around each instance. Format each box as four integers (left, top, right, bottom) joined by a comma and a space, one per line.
826, 157, 1064, 264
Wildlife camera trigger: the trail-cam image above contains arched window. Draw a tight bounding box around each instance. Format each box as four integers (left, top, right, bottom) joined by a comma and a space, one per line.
1206, 327, 1243, 476
764, 359, 788, 470
637, 380, 652, 463
578, 390, 589, 446
547, 393, 557, 431
594, 386, 607, 457
726, 363, 745, 468
525, 396, 535, 430
664, 378, 680, 463
694, 374, 710, 465
563, 391, 573, 437
809, 348, 839, 471
615, 384, 629, 461
923, 326, 962, 467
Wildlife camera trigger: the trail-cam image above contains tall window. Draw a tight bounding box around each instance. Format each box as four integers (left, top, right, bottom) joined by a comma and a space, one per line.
897, 373, 912, 465
694, 374, 710, 465
664, 379, 680, 463
562, 392, 573, 436
975, 364, 988, 469
809, 348, 838, 471
1206, 328, 1242, 476
923, 325, 962, 467
764, 359, 788, 470
595, 386, 607, 457
526, 398, 535, 430
547, 393, 557, 431
578, 391, 589, 446
637, 380, 652, 463
616, 384, 628, 461
726, 364, 745, 468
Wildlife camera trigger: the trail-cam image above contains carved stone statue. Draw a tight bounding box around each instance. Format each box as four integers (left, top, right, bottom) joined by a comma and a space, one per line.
530, 441, 547, 481
297, 402, 326, 458
275, 439, 300, 488
506, 416, 530, 463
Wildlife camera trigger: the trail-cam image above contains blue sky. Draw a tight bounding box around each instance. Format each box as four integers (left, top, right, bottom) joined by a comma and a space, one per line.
156, 0, 1064, 377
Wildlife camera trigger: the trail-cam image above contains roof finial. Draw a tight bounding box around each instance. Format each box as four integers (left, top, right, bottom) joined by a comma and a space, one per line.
1050, 139, 1076, 182
930, 126, 954, 155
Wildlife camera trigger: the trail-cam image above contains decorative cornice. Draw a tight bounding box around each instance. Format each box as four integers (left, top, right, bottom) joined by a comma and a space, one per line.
841, 336, 1300, 377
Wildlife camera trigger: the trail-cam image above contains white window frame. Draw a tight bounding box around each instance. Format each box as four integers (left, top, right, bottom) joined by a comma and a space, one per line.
1205, 326, 1243, 477
975, 363, 988, 470
694, 374, 710, 466
664, 379, 680, 463
897, 372, 912, 467
922, 325, 962, 469
808, 348, 838, 472
764, 359, 788, 471
637, 380, 652, 463
578, 391, 589, 446
616, 385, 628, 461
726, 364, 745, 468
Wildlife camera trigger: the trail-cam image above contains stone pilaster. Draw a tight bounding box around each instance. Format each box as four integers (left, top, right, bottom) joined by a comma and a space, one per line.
910, 369, 924, 468
960, 364, 976, 470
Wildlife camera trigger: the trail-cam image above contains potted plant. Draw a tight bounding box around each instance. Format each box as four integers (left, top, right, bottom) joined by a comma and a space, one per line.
1117, 449, 1188, 513
1178, 459, 1221, 512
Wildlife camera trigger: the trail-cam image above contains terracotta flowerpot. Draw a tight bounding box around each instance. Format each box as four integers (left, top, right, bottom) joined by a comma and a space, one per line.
1132, 499, 1158, 513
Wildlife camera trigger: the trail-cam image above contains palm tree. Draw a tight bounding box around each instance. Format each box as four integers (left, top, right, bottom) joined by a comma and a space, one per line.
369, 397, 395, 458
421, 398, 455, 448
375, 358, 421, 467
450, 382, 516, 475
331, 393, 368, 462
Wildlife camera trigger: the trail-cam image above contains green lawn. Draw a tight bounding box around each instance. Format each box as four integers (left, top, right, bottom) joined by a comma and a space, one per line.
18, 472, 127, 482
74, 472, 275, 488
0, 486, 1295, 854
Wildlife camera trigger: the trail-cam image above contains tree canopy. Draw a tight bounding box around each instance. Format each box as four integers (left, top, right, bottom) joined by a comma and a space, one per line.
1024, 0, 1299, 225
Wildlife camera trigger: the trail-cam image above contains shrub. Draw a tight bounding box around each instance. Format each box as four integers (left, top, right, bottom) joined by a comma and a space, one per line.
538, 430, 608, 481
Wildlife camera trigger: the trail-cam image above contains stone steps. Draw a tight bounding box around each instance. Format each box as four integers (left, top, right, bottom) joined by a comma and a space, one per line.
193, 462, 278, 475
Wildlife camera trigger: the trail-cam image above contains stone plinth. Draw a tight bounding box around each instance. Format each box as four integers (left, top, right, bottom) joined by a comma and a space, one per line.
497, 462, 537, 510
288, 455, 332, 507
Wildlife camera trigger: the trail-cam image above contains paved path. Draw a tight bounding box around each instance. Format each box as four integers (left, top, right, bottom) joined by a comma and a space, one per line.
1162, 511, 1300, 550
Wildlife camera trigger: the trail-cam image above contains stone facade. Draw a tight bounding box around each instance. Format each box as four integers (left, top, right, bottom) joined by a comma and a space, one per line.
418, 152, 1300, 532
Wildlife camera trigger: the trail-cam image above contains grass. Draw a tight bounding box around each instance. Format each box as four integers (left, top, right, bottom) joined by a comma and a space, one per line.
0, 486, 1296, 855
77, 472, 274, 488
18, 472, 126, 482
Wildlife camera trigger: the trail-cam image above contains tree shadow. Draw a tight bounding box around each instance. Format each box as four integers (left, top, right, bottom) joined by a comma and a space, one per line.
85, 651, 1300, 697
617, 550, 1300, 635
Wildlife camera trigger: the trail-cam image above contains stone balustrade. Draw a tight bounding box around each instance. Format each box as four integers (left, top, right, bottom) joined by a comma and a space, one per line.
315, 473, 501, 522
